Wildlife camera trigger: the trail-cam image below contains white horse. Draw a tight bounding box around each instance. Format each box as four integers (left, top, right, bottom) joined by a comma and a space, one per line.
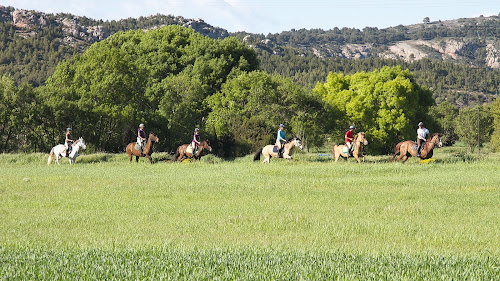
47, 137, 86, 165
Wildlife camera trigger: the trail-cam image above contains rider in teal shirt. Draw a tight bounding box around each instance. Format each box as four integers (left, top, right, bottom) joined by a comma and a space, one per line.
276, 124, 286, 157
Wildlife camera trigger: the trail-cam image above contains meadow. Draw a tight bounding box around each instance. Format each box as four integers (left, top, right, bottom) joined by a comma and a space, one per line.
0, 147, 499, 279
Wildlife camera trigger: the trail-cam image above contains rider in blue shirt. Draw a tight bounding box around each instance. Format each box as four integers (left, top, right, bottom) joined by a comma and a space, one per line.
276, 124, 286, 158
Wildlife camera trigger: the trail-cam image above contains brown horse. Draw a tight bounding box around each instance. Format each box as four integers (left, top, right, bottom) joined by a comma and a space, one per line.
173, 139, 212, 162
332, 132, 368, 163
391, 133, 442, 163
126, 132, 159, 163
253, 137, 304, 163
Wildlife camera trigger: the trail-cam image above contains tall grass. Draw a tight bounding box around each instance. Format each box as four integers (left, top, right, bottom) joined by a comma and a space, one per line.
0, 147, 499, 278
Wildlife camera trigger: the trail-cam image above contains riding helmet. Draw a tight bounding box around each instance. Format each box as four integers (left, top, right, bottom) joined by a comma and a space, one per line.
418, 122, 424, 127
195, 128, 200, 132
279, 124, 285, 128
66, 128, 72, 132
139, 123, 145, 128
349, 125, 355, 129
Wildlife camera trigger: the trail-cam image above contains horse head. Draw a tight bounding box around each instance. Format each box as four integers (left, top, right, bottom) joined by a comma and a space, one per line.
430, 133, 442, 147
79, 137, 87, 149
149, 132, 159, 143
292, 137, 304, 150
201, 139, 213, 152
357, 132, 368, 145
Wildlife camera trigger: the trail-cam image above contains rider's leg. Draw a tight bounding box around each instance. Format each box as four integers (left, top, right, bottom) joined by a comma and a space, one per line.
416, 139, 422, 157
276, 140, 282, 157
346, 142, 352, 157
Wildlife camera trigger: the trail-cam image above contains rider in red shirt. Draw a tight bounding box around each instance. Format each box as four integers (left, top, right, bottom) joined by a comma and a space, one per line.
345, 125, 355, 156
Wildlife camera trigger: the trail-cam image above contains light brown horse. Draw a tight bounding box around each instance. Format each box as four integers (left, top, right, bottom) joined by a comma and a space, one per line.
391, 133, 442, 163
332, 132, 368, 163
126, 132, 159, 163
173, 139, 212, 162
253, 137, 304, 163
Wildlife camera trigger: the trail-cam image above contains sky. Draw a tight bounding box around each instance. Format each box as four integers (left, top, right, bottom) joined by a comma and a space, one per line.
1, 0, 498, 34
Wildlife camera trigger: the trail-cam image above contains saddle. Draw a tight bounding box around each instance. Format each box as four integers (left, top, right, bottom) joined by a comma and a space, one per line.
412, 140, 425, 153
272, 145, 284, 153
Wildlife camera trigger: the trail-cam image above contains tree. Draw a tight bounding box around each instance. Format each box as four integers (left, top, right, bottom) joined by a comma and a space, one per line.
206, 71, 325, 157
454, 105, 493, 152
489, 97, 500, 152
41, 25, 259, 152
428, 101, 459, 145
314, 66, 434, 153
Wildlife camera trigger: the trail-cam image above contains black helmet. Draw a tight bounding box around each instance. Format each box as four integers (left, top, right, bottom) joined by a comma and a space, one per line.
418, 122, 424, 127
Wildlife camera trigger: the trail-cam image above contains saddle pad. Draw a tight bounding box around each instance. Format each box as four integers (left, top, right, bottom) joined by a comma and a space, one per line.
342, 145, 349, 154
186, 144, 193, 154
342, 144, 355, 154
135, 143, 141, 150
272, 146, 279, 153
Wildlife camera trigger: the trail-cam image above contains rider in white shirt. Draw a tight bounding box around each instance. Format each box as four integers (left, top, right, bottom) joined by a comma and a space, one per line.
416, 122, 429, 157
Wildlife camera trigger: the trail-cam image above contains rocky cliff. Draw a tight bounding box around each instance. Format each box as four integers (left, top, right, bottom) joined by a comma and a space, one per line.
0, 5, 228, 46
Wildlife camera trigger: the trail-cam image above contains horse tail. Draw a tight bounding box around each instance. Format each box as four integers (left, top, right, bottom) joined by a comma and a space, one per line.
253, 148, 263, 161
173, 147, 180, 161
390, 143, 401, 162
47, 148, 54, 165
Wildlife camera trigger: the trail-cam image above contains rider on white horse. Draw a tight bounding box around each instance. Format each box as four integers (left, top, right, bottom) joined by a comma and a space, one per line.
64, 128, 73, 157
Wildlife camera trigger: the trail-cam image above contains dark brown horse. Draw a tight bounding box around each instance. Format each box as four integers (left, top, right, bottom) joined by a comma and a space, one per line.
126, 132, 159, 163
173, 139, 212, 162
391, 133, 442, 163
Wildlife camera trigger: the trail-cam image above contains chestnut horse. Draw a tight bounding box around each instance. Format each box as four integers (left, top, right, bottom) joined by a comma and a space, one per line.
332, 132, 368, 163
253, 137, 304, 163
391, 133, 442, 163
173, 139, 212, 162
126, 132, 159, 163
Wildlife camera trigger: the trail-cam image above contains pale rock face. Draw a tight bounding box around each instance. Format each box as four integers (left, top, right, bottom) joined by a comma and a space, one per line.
11, 9, 50, 28
486, 42, 500, 68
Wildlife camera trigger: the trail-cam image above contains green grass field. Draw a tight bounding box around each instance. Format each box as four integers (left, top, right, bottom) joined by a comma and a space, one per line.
0, 147, 499, 279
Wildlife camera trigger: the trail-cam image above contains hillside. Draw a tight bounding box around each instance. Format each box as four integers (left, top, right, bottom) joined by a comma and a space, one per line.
0, 5, 499, 106
238, 15, 500, 68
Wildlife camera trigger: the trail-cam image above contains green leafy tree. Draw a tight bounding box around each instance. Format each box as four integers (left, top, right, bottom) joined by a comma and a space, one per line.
206, 71, 325, 157
41, 25, 258, 152
455, 105, 493, 152
487, 98, 500, 152
314, 66, 434, 153
428, 101, 459, 145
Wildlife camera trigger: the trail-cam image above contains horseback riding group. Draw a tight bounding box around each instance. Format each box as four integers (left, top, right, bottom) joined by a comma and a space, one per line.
48, 120, 441, 165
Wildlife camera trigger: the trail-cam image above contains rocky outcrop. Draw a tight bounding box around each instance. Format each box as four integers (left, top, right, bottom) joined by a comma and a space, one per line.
1, 5, 228, 46
61, 17, 109, 43
181, 18, 228, 39
11, 9, 50, 29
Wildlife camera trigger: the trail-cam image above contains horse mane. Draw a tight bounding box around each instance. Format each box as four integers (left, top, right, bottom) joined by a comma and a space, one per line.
427, 133, 440, 141
72, 138, 81, 145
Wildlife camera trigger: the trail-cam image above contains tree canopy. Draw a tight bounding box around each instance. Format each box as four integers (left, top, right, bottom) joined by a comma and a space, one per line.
314, 66, 434, 153
41, 25, 259, 152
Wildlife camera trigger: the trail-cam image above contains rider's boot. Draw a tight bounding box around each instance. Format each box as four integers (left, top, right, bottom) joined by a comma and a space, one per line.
416, 145, 421, 157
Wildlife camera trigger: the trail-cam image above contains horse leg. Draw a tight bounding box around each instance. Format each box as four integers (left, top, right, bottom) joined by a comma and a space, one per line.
147, 155, 153, 164
136, 156, 139, 163
401, 155, 409, 163
128, 153, 132, 163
